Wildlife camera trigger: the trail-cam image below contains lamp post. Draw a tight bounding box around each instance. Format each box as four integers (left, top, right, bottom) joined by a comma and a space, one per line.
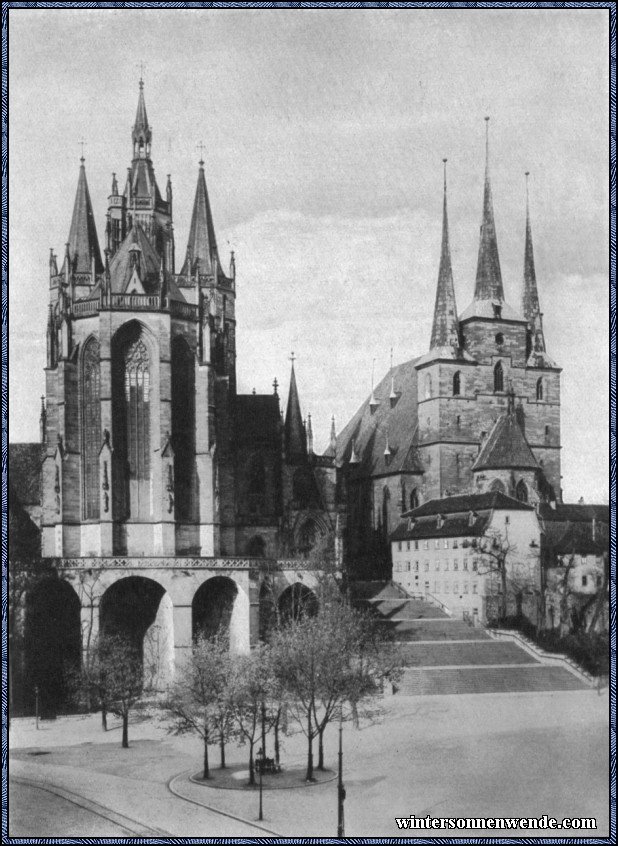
337, 707, 345, 837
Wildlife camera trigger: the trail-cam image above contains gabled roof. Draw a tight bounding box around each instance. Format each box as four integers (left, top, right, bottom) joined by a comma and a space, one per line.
391, 513, 491, 542
180, 164, 224, 278
539, 503, 609, 525
405, 490, 534, 518
334, 358, 423, 477
109, 225, 185, 302
62, 160, 103, 275
472, 412, 538, 471
8, 443, 44, 506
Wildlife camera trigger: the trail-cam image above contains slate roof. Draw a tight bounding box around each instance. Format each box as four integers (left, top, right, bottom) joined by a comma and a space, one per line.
180, 165, 225, 279
391, 513, 491, 542
539, 503, 609, 524
107, 225, 185, 303
8, 443, 43, 506
235, 394, 281, 447
284, 364, 307, 461
404, 490, 534, 518
334, 358, 423, 477
472, 412, 538, 471
473, 127, 504, 302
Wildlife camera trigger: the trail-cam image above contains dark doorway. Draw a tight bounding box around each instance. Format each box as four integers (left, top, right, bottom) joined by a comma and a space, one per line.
192, 577, 238, 640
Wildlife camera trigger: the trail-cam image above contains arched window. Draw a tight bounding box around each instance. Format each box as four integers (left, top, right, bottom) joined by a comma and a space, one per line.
490, 479, 506, 494
515, 479, 528, 503
410, 488, 419, 510
424, 374, 432, 399
172, 337, 195, 521
453, 371, 461, 396
536, 377, 543, 401
112, 325, 152, 521
494, 361, 504, 393
82, 337, 100, 519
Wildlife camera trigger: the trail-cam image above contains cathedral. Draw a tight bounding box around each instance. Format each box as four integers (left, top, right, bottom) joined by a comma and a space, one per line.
10, 83, 571, 712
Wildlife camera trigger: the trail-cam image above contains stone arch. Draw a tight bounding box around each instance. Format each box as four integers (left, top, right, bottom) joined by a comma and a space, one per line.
25, 578, 81, 715
192, 576, 249, 652
277, 582, 318, 624
99, 575, 173, 690
111, 321, 158, 522
293, 512, 331, 558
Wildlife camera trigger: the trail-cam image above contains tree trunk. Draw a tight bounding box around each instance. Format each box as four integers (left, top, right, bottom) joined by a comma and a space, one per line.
219, 734, 226, 769
274, 713, 281, 766
122, 711, 129, 748
203, 731, 210, 779
248, 740, 255, 786
305, 711, 314, 781
101, 706, 107, 732
261, 701, 267, 758
317, 726, 325, 770
500, 565, 508, 621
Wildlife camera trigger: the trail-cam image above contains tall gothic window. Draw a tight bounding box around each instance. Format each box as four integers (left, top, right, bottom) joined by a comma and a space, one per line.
515, 479, 528, 503
536, 377, 544, 401
453, 371, 461, 396
113, 325, 152, 520
493, 361, 504, 393
410, 488, 420, 510
82, 337, 100, 519
171, 337, 196, 521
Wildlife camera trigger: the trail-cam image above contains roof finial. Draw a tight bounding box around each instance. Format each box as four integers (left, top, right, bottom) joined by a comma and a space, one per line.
443, 157, 448, 191
273, 377, 279, 396
369, 357, 380, 413
484, 116, 490, 175
289, 350, 296, 367
136, 61, 146, 88
196, 140, 206, 168
78, 139, 86, 164
525, 170, 530, 215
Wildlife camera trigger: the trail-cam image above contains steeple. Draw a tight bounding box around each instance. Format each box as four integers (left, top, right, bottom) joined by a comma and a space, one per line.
474, 118, 504, 302
521, 172, 546, 354
180, 159, 221, 277
284, 355, 307, 462
132, 77, 152, 159
62, 157, 103, 276
429, 159, 459, 350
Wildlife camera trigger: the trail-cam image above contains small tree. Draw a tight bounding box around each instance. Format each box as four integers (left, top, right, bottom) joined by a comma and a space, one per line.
71, 634, 143, 748
165, 633, 233, 779
475, 526, 538, 624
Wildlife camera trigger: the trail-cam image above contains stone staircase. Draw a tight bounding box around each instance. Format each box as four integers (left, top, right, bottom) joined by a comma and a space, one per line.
349, 580, 590, 696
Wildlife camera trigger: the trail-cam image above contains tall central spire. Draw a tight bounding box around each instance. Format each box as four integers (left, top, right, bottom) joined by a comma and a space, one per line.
429, 159, 459, 351
474, 117, 504, 301
522, 172, 540, 320
132, 78, 152, 159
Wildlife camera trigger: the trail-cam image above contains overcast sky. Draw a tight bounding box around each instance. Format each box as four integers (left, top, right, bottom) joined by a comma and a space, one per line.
8, 6, 609, 503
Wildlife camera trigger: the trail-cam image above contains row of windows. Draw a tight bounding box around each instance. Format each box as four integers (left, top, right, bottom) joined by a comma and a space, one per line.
396, 574, 479, 596
397, 538, 474, 552
581, 574, 603, 588
394, 559, 479, 573
424, 368, 547, 399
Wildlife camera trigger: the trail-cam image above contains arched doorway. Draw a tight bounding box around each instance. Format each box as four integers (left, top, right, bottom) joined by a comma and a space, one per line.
278, 583, 318, 624
25, 578, 81, 715
99, 576, 173, 691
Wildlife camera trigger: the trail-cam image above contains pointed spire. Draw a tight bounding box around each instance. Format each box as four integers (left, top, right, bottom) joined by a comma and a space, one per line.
307, 413, 314, 455
369, 358, 380, 414
330, 415, 337, 451
39, 396, 47, 444
430, 159, 460, 350
180, 160, 221, 277
284, 354, 307, 462
474, 118, 504, 302
521, 172, 546, 354
132, 77, 152, 158
349, 439, 360, 465
62, 158, 103, 276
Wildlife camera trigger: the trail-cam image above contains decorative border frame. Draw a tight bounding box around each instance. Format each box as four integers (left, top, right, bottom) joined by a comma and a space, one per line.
1, 2, 614, 844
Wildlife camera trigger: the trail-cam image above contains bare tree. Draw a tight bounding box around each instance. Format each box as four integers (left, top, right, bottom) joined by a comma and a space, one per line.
165, 633, 233, 779
474, 526, 538, 624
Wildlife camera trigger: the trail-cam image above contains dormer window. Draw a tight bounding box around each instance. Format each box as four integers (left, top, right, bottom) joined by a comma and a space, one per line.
468, 511, 477, 527
436, 514, 444, 529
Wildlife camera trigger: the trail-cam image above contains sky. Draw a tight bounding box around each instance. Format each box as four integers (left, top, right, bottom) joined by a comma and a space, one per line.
7, 6, 610, 503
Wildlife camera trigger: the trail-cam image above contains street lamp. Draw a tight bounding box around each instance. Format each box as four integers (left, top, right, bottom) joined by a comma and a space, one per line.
337, 707, 346, 837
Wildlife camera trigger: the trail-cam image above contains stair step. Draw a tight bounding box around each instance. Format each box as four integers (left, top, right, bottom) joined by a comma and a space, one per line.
397, 665, 589, 696
401, 641, 539, 667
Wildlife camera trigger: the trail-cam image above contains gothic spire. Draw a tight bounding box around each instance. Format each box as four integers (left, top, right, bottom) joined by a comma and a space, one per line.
180, 159, 221, 277
474, 118, 504, 302
430, 159, 459, 350
522, 172, 540, 320
284, 355, 307, 462
132, 77, 152, 159
62, 157, 103, 276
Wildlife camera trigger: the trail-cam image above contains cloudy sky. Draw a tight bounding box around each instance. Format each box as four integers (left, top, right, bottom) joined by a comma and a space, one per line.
8, 6, 609, 502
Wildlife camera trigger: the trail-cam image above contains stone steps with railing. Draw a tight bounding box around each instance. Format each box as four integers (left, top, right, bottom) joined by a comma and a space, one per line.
396, 664, 590, 696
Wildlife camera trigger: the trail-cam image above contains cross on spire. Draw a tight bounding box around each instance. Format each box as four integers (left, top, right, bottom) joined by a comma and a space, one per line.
196, 141, 206, 167
289, 351, 296, 365
273, 377, 279, 396
78, 139, 86, 163
136, 61, 146, 86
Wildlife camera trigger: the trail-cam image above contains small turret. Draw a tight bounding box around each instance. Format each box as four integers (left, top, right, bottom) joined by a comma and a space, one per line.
132, 77, 152, 160
284, 354, 307, 462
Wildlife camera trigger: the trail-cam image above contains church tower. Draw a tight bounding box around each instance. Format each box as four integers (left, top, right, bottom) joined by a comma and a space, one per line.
41, 80, 236, 559
415, 121, 561, 503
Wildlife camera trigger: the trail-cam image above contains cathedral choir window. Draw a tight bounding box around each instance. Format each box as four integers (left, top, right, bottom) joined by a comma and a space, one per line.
515, 479, 528, 503
172, 337, 196, 521
82, 337, 101, 519
452, 371, 461, 396
536, 377, 544, 401
493, 361, 504, 393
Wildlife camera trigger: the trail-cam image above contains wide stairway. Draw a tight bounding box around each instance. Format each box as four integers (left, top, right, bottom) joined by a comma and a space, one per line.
350, 581, 590, 696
